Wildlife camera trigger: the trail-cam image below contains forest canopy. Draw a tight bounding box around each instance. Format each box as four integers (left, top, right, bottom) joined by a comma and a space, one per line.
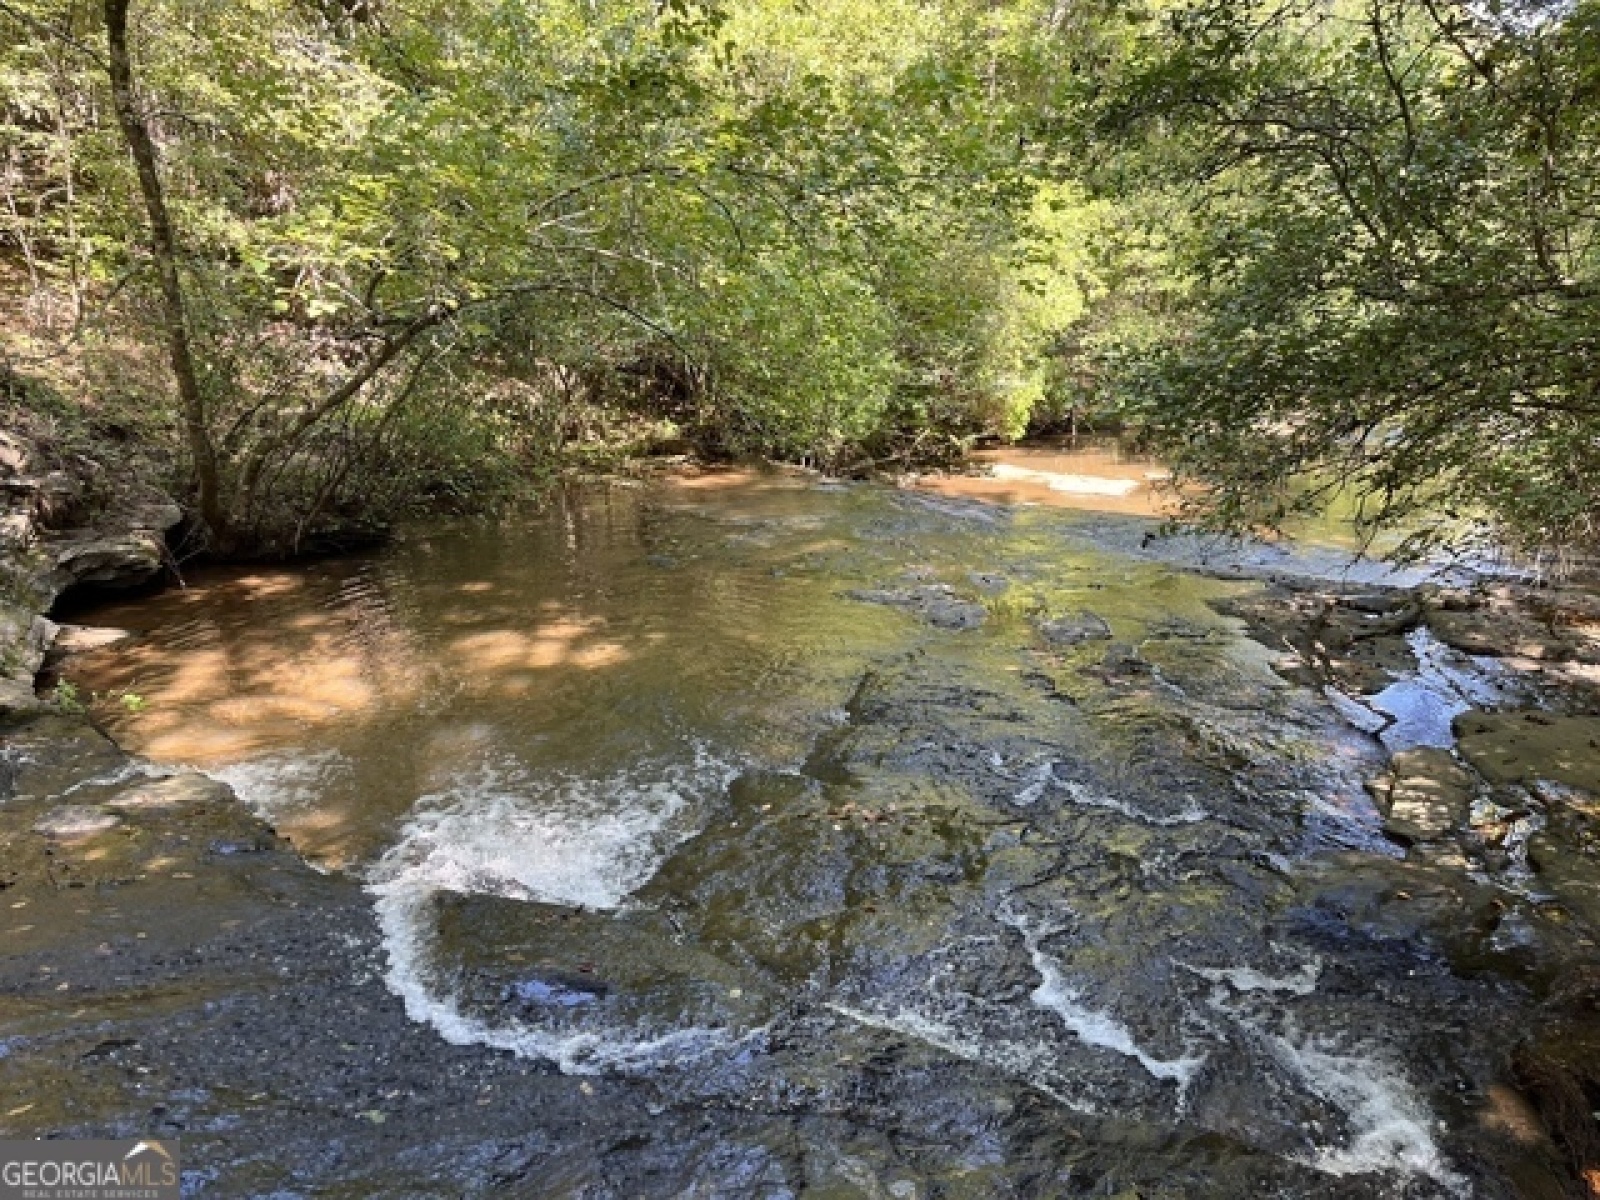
1, 0, 1595, 558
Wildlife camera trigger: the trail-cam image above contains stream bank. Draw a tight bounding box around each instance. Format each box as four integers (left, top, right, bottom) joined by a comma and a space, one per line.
0, 425, 183, 717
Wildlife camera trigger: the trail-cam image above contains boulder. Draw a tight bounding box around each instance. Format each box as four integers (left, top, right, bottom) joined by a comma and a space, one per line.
0, 426, 180, 717
432, 892, 773, 1036
1427, 607, 1573, 662
47, 529, 166, 593
1372, 748, 1475, 845
41, 500, 182, 596
0, 604, 56, 718
1036, 611, 1112, 646
0, 431, 31, 475
1455, 710, 1600, 794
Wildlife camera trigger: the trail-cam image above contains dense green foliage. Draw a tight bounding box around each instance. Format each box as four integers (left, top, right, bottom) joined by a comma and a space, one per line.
1095, 0, 1600, 557
2, 0, 1596, 556
1, 0, 1088, 551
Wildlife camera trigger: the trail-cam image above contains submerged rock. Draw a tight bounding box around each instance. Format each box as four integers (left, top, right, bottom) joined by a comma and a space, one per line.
433, 892, 772, 1036
1036, 610, 1112, 645
32, 803, 121, 839
107, 772, 230, 813
1212, 583, 1421, 694
846, 584, 987, 630
968, 570, 1009, 592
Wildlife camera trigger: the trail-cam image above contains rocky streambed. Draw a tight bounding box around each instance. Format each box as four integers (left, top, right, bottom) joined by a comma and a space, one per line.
2, 468, 1600, 1197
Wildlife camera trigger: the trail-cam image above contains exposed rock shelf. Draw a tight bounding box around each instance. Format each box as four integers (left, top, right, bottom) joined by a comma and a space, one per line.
0, 429, 181, 716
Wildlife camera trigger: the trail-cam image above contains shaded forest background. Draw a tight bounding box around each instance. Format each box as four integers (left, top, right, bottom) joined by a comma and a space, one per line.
1, 0, 1596, 559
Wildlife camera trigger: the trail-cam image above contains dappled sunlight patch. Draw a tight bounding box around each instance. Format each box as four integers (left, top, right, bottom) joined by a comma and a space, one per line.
915, 440, 1179, 517
284, 611, 338, 631
433, 605, 524, 627
991, 462, 1144, 496
208, 695, 348, 726
663, 468, 772, 491
483, 671, 535, 698
220, 572, 308, 601
88, 637, 395, 764
570, 642, 629, 668
449, 619, 630, 673
114, 646, 232, 708
137, 723, 296, 766
69, 583, 440, 769
657, 468, 841, 521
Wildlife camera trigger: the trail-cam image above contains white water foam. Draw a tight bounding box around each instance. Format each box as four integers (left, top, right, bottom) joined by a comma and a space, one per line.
1011, 762, 1054, 805
1011, 763, 1208, 825
1181, 959, 1322, 996
59, 757, 174, 797
1065, 781, 1210, 827
209, 749, 352, 824
1006, 911, 1206, 1088
1266, 1029, 1467, 1192
826, 1003, 1094, 1113
367, 745, 743, 1074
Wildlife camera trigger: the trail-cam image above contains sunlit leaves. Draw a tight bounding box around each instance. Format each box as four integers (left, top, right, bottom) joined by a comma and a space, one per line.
1098, 0, 1600, 554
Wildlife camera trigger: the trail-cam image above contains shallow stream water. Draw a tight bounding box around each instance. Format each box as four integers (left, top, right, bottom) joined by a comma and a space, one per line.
63, 468, 1554, 1197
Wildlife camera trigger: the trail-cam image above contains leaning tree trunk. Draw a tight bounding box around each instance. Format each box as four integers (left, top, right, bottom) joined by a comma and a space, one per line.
104, 0, 227, 544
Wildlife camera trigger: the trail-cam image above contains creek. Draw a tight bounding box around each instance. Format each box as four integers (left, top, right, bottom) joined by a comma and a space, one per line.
52, 461, 1591, 1197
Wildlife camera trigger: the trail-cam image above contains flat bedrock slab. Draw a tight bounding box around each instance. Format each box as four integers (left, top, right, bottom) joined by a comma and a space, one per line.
1455, 710, 1600, 794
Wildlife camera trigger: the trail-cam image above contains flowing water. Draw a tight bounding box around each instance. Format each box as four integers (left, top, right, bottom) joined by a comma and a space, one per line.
63, 468, 1551, 1197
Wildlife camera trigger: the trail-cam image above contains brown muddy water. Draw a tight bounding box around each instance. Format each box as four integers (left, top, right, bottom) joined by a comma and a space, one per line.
913, 440, 1175, 518
914, 436, 1433, 558
45, 465, 1599, 1196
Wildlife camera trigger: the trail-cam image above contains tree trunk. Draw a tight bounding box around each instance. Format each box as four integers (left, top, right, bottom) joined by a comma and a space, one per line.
104, 0, 227, 543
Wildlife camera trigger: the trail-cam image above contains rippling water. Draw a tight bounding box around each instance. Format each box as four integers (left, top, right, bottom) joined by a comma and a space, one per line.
65, 469, 1544, 1196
